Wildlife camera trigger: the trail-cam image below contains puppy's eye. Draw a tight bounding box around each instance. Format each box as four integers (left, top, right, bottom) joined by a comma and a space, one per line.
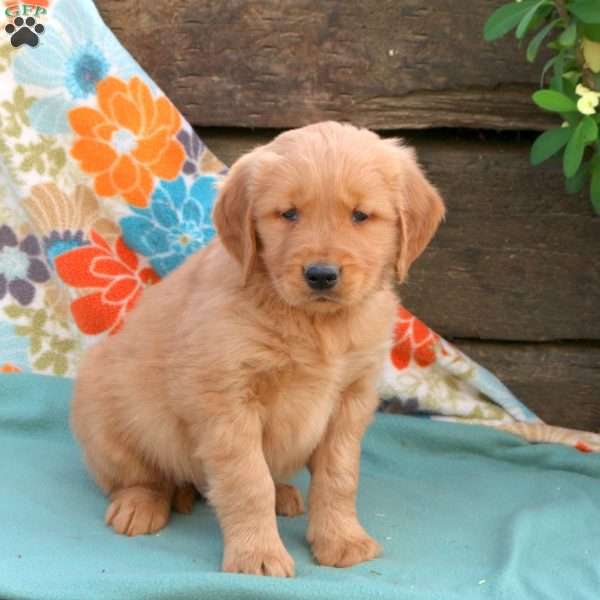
281, 208, 299, 222
352, 210, 369, 223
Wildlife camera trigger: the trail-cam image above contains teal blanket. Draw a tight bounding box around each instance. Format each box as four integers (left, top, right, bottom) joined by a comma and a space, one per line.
2, 374, 600, 599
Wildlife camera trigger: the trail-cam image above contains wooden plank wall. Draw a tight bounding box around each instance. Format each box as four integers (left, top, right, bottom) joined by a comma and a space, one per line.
98, 0, 555, 131
96, 1, 600, 430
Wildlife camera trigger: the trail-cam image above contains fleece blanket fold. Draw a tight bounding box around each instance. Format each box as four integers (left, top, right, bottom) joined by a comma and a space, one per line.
0, 0, 598, 451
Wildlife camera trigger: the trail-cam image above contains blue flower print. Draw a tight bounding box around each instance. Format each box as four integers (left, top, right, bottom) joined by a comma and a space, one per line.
64, 42, 109, 100
121, 176, 218, 277
12, 0, 139, 134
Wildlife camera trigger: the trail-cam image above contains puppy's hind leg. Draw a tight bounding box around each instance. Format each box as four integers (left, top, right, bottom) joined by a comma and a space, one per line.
275, 483, 305, 517
173, 483, 198, 514
106, 480, 174, 537
94, 446, 174, 536
71, 371, 175, 536
76, 425, 174, 536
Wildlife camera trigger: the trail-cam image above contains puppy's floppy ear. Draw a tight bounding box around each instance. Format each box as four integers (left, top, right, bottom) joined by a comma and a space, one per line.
213, 150, 265, 285
384, 140, 446, 282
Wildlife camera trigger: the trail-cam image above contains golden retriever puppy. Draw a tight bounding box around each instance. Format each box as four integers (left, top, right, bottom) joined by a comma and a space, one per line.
71, 121, 445, 577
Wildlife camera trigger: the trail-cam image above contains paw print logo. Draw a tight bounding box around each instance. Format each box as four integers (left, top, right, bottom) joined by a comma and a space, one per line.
5, 16, 45, 48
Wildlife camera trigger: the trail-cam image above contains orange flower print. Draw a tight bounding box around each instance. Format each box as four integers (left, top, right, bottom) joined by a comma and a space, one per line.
55, 230, 160, 335
1, 364, 21, 373
68, 76, 185, 208
391, 306, 440, 370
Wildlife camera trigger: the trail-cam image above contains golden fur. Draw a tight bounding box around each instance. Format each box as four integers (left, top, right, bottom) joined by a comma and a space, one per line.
71, 121, 445, 576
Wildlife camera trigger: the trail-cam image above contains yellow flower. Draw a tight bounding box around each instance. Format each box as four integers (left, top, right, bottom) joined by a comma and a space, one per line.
577, 93, 599, 115
583, 38, 600, 74
575, 83, 600, 115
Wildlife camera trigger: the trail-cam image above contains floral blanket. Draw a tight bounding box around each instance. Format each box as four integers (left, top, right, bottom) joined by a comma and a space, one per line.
0, 0, 598, 452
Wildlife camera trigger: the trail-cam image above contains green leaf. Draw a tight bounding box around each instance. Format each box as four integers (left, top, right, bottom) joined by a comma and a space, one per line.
584, 24, 600, 42
527, 19, 559, 62
562, 70, 581, 83
4, 304, 24, 319
569, 1, 600, 24
530, 127, 573, 165
565, 162, 590, 193
532, 89, 577, 112
540, 55, 559, 86
484, 0, 540, 41
591, 162, 600, 213
516, 0, 549, 39
550, 51, 566, 92
34, 351, 55, 371
563, 117, 597, 177
584, 117, 599, 143
559, 22, 578, 46
527, 4, 553, 33
14, 325, 32, 337
561, 73, 578, 99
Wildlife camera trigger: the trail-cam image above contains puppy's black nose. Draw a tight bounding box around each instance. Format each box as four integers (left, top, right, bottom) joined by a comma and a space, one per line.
304, 263, 340, 290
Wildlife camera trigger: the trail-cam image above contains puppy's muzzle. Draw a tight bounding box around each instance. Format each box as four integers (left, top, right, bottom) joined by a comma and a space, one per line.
304, 263, 340, 291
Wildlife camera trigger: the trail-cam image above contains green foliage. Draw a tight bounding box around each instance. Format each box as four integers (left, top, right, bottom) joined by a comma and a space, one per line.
484, 0, 542, 41
532, 89, 577, 111
565, 161, 590, 192
528, 20, 560, 61
584, 24, 600, 42
484, 0, 600, 214
590, 156, 600, 211
530, 126, 572, 164
568, 1, 600, 24
563, 116, 597, 177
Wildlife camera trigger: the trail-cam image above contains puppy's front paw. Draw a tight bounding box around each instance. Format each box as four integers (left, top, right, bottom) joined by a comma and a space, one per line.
223, 539, 295, 577
275, 483, 305, 517
311, 532, 381, 568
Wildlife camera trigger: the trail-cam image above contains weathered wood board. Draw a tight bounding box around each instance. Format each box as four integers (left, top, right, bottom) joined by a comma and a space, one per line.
197, 128, 600, 342
456, 341, 600, 431
96, 0, 555, 131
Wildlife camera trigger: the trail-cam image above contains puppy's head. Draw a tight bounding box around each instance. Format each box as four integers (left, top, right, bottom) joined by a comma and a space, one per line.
213, 121, 444, 312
